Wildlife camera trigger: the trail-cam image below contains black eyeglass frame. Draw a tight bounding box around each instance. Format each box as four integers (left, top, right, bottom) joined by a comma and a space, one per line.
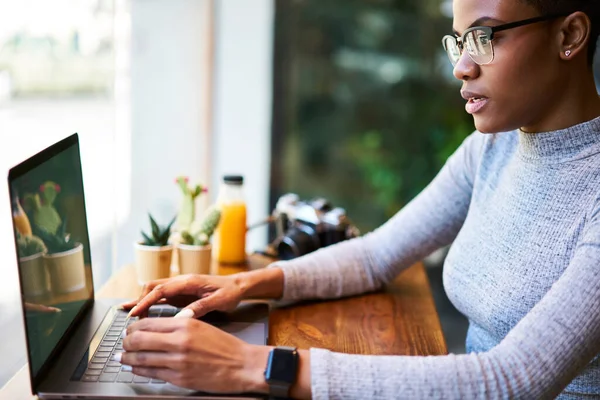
442, 13, 572, 66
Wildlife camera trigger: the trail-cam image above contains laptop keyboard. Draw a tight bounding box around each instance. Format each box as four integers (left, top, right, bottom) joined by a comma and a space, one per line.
77, 306, 178, 384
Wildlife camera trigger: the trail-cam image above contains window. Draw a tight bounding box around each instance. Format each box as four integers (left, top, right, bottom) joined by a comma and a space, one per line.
270, 0, 474, 234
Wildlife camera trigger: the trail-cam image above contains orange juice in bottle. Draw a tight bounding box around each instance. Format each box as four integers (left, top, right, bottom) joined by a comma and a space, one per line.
214, 175, 247, 264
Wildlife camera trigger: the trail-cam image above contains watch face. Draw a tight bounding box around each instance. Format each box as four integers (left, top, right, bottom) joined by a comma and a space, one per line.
266, 348, 298, 383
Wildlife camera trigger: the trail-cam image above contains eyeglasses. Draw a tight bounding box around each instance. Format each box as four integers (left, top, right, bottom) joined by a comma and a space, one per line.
442, 13, 570, 66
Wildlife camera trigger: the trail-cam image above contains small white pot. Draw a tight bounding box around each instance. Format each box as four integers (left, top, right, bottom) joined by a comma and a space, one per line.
177, 243, 212, 275
19, 252, 49, 297
134, 242, 173, 285
44, 243, 86, 294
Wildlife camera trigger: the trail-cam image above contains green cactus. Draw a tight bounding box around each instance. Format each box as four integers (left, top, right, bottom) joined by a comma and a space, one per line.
181, 207, 221, 246
23, 181, 63, 235
16, 231, 47, 258
175, 176, 207, 231
141, 214, 176, 246
32, 218, 78, 255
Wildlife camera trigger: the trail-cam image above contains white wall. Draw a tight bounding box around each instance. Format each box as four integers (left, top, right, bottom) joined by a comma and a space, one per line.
120, 0, 275, 263
212, 0, 274, 252
117, 0, 212, 266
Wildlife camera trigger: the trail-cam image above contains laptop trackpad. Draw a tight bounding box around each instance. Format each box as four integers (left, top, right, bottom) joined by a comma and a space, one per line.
215, 322, 266, 345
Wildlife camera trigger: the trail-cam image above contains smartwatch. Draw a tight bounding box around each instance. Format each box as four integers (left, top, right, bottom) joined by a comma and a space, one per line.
264, 346, 299, 399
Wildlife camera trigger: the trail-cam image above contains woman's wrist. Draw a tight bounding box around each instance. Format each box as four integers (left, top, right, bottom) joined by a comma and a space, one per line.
241, 344, 272, 394
234, 267, 285, 300
241, 345, 312, 399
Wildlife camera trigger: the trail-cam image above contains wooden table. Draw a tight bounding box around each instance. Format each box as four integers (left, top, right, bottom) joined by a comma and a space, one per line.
1, 255, 447, 399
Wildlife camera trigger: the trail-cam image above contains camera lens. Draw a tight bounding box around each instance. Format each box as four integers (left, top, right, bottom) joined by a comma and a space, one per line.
277, 225, 320, 260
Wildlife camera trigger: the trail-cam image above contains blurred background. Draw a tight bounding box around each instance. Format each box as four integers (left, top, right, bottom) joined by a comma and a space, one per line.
1, 0, 599, 388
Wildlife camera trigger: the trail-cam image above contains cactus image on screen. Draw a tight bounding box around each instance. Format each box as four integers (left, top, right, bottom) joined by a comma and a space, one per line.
16, 231, 47, 258
32, 218, 78, 255
23, 181, 63, 235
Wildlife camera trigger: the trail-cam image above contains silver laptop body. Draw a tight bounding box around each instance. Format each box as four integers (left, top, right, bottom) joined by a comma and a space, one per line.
8, 133, 268, 399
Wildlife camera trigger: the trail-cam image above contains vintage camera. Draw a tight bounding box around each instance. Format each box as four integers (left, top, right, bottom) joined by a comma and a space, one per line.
268, 193, 360, 260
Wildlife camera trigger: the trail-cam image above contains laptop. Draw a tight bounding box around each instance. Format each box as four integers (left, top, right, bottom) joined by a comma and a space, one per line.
8, 133, 269, 399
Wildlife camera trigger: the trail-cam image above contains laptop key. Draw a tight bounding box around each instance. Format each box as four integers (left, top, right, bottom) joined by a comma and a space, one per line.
104, 366, 121, 373
84, 369, 102, 376
133, 375, 151, 383
91, 357, 108, 364
87, 363, 104, 370
107, 361, 121, 367
98, 372, 118, 382
82, 375, 99, 382
151, 378, 166, 384
95, 351, 112, 358
117, 372, 134, 383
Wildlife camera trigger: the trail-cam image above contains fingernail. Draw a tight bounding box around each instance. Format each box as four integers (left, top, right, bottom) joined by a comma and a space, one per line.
127, 307, 136, 318
174, 309, 194, 319
49, 307, 62, 313
121, 329, 127, 338
112, 352, 122, 363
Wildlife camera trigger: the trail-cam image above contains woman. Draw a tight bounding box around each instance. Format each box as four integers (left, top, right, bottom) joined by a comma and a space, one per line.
120, 0, 600, 398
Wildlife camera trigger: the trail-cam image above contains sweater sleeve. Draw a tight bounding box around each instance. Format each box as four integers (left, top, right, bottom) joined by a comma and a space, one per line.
308, 195, 600, 399
271, 131, 487, 302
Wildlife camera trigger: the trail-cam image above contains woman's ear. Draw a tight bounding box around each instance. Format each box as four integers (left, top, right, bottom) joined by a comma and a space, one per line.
558, 11, 592, 61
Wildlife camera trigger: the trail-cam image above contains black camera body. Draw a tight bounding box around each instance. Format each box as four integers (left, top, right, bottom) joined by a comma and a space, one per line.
270, 194, 359, 260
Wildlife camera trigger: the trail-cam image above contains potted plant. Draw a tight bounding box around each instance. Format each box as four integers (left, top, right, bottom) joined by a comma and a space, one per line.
16, 231, 49, 297
175, 176, 208, 232
33, 219, 86, 294
135, 214, 176, 284
177, 206, 221, 275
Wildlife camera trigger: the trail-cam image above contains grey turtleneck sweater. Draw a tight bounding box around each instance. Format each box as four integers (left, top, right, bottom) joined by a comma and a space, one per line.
270, 117, 600, 399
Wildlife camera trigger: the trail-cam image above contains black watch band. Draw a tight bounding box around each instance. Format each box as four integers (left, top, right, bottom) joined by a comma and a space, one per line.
264, 346, 299, 399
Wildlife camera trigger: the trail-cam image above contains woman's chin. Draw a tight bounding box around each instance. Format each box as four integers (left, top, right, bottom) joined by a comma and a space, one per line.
472, 115, 514, 134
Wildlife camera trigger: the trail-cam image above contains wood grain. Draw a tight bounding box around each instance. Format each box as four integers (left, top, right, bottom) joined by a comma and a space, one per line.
268, 262, 447, 356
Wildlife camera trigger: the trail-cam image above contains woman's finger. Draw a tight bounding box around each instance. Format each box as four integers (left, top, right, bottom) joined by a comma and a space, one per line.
123, 330, 181, 353
131, 366, 180, 384
126, 315, 197, 335
119, 350, 183, 369
121, 279, 169, 310
184, 293, 226, 318
128, 280, 192, 316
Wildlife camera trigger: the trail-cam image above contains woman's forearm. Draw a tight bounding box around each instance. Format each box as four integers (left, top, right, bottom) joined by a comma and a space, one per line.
234, 267, 285, 300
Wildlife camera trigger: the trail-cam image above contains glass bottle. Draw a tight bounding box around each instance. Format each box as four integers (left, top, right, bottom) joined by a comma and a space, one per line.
214, 175, 247, 264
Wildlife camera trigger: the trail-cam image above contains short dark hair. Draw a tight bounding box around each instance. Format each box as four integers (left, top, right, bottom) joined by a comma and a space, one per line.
519, 0, 600, 64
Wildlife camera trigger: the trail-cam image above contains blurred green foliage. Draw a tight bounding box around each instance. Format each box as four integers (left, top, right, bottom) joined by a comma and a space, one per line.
273, 0, 474, 232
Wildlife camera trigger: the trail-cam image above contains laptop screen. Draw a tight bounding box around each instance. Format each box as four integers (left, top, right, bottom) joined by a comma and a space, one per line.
8, 134, 94, 381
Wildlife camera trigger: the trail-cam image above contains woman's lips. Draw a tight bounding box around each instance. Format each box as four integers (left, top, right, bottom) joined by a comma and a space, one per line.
465, 97, 489, 114
461, 90, 489, 114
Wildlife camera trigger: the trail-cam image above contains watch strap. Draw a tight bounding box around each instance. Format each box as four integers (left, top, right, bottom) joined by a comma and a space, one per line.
265, 346, 298, 399
269, 381, 292, 398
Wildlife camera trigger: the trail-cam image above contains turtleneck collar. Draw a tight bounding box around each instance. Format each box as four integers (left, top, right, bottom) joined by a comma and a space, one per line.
518, 116, 600, 164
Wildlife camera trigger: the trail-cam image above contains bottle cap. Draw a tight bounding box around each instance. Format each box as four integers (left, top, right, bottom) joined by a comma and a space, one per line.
223, 175, 244, 185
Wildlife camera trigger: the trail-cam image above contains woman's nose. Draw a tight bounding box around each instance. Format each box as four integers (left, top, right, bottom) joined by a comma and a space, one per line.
453, 51, 480, 82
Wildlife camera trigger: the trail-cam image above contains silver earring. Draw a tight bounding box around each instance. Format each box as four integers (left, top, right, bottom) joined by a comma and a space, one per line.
565, 50, 572, 57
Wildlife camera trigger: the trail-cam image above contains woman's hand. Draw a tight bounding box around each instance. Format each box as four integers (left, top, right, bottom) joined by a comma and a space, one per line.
121, 274, 246, 318
118, 317, 270, 394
